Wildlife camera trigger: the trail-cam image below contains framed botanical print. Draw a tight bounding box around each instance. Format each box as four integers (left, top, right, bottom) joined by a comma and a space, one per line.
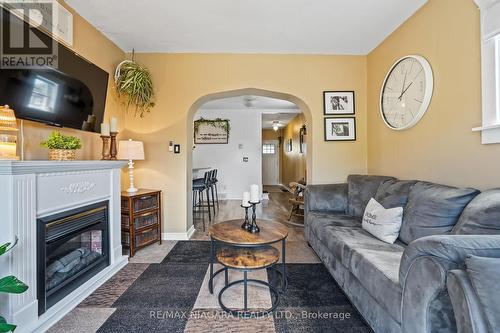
323, 91, 355, 115
324, 117, 356, 141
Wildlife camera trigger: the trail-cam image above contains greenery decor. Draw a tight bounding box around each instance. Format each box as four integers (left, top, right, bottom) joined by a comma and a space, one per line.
40, 131, 82, 150
115, 60, 155, 118
193, 118, 231, 138
0, 237, 28, 332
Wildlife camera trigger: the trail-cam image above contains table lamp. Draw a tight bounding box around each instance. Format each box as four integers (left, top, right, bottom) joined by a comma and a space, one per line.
117, 139, 145, 192
0, 105, 19, 160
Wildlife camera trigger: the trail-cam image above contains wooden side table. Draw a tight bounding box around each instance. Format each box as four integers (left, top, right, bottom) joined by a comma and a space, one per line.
121, 189, 162, 257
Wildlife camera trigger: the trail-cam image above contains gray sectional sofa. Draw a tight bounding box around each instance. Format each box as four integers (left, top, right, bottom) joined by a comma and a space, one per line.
305, 175, 500, 333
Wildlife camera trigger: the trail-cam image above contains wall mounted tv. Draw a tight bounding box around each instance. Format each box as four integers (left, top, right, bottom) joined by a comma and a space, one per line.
0, 8, 109, 133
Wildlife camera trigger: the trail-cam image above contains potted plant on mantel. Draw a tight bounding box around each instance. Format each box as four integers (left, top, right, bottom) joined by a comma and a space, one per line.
40, 131, 82, 161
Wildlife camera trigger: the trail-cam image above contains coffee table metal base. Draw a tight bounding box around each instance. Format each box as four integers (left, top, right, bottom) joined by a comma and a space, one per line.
218, 271, 280, 318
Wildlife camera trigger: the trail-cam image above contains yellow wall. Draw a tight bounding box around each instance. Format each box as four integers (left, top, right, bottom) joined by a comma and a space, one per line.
262, 129, 279, 141
19, 1, 125, 160
367, 0, 497, 189
282, 114, 307, 186
121, 54, 367, 232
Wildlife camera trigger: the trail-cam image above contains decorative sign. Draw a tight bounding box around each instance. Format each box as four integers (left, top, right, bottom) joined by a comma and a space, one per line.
194, 118, 230, 144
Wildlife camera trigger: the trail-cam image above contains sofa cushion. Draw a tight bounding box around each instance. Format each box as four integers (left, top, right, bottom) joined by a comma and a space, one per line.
453, 189, 500, 235
310, 223, 405, 323
399, 182, 479, 244
347, 175, 395, 217
375, 179, 418, 209
465, 255, 500, 331
308, 212, 361, 236
349, 241, 404, 323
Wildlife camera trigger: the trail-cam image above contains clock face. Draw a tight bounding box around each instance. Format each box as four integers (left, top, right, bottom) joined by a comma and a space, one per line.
380, 55, 433, 130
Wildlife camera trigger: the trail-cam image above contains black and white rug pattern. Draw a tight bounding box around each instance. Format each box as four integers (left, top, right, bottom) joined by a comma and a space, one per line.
52, 241, 372, 333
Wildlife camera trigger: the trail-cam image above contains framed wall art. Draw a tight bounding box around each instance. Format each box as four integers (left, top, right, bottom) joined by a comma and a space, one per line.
323, 91, 355, 115
324, 117, 356, 141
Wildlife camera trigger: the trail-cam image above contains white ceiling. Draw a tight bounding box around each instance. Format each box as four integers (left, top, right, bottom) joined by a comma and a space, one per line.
65, 0, 427, 55
262, 113, 301, 130
200, 95, 299, 110
198, 95, 300, 129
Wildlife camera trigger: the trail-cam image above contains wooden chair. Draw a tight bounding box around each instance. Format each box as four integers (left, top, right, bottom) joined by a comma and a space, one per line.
288, 181, 306, 224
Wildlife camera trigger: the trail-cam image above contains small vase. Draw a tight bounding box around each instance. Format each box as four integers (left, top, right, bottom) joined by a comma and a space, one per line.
49, 149, 77, 161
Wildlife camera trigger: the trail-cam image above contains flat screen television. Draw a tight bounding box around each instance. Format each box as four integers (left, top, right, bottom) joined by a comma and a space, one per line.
0, 8, 109, 133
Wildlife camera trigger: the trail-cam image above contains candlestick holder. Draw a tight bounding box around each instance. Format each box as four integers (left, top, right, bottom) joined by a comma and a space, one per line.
109, 132, 118, 160
248, 200, 261, 233
241, 204, 252, 230
100, 135, 111, 160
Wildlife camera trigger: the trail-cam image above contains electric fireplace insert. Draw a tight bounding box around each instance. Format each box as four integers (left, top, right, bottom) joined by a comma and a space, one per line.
37, 201, 110, 315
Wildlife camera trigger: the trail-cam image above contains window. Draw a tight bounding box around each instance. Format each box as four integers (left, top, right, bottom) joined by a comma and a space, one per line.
473, 0, 500, 143
28, 76, 59, 113
262, 143, 276, 154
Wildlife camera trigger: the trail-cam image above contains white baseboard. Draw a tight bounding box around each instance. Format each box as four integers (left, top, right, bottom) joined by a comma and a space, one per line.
162, 225, 195, 240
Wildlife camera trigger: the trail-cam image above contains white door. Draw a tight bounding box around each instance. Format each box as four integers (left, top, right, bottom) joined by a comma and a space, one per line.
262, 140, 279, 185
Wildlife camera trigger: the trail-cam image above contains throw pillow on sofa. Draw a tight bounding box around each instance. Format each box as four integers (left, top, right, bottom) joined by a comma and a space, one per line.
362, 198, 403, 244
399, 182, 479, 244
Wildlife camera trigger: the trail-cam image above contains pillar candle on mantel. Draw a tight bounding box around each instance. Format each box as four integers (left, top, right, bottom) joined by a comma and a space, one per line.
242, 192, 250, 207
250, 184, 260, 203
101, 123, 110, 136
110, 117, 118, 132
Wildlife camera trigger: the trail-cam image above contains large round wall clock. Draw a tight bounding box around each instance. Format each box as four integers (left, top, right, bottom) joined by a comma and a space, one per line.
380, 55, 434, 130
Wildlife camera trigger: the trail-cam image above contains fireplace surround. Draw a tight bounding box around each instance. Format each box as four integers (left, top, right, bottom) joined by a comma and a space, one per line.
0, 160, 127, 333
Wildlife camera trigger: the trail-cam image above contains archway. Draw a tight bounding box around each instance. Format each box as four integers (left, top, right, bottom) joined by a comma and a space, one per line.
186, 88, 313, 231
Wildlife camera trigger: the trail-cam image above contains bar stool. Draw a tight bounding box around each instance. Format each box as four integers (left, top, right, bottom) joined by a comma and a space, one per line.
211, 169, 219, 211
193, 171, 212, 230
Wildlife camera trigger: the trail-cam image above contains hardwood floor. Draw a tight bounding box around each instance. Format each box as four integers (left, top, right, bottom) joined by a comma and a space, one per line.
191, 188, 319, 263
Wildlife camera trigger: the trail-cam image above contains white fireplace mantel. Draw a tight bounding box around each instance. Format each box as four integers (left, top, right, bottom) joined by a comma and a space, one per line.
0, 160, 128, 333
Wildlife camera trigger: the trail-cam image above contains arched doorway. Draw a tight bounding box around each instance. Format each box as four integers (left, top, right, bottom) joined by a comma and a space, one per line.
186, 88, 313, 231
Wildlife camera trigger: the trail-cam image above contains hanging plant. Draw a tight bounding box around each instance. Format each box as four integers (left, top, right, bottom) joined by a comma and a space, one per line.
115, 60, 155, 118
193, 118, 231, 138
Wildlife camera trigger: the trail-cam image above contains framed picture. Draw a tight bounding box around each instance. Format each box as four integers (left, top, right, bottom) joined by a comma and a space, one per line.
324, 117, 356, 141
323, 91, 355, 115
286, 138, 293, 152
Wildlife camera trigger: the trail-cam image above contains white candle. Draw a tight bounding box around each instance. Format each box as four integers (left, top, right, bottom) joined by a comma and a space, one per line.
250, 184, 260, 203
242, 192, 250, 207
101, 123, 110, 136
110, 117, 118, 132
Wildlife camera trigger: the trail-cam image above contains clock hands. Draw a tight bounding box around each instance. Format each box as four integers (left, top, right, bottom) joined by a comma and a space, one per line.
400, 82, 413, 99
399, 71, 407, 101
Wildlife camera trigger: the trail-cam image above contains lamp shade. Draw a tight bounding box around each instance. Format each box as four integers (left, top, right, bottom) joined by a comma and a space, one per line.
0, 105, 18, 132
117, 139, 145, 160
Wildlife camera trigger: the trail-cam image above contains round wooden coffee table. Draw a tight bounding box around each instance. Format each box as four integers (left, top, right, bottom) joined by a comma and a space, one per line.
208, 219, 288, 317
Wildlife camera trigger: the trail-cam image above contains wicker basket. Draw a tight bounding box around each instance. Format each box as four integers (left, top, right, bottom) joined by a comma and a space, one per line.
49, 149, 77, 161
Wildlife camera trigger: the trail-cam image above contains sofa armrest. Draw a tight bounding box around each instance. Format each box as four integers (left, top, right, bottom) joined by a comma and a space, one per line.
447, 270, 489, 333
304, 183, 348, 213
400, 235, 500, 333
399, 235, 500, 284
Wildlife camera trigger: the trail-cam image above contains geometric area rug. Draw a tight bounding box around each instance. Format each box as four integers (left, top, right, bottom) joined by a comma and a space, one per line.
70, 241, 373, 332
